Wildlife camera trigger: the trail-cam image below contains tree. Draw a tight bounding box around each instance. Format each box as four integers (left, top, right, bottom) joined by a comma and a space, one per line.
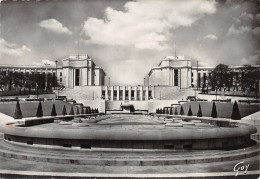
0, 71, 8, 91
14, 101, 23, 119
210, 64, 230, 91
96, 108, 99, 113
231, 101, 241, 120
69, 106, 74, 115
156, 108, 158, 114
51, 104, 57, 116
211, 102, 218, 118
238, 65, 260, 96
197, 104, 202, 117
62, 105, 67, 115
179, 106, 184, 115
187, 105, 193, 116
174, 107, 178, 115
36, 102, 43, 117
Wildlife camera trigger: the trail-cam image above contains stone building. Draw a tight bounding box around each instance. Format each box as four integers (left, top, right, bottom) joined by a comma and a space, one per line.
148, 55, 192, 88
0, 54, 106, 89
62, 55, 106, 88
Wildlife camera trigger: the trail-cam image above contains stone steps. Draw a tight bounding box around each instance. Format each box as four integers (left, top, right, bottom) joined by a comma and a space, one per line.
0, 139, 259, 166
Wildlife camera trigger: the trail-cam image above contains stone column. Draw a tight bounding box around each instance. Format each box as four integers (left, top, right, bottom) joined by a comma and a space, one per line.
128, 86, 131, 101
105, 86, 108, 100
117, 86, 120, 101
146, 86, 149, 100
111, 86, 114, 101
140, 86, 143, 101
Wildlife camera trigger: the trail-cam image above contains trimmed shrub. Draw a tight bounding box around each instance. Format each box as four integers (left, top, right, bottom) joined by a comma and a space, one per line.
36, 102, 43, 117
62, 105, 67, 115
187, 105, 193, 116
197, 104, 202, 117
174, 107, 178, 115
231, 101, 241, 120
14, 101, 23, 119
211, 102, 218, 118
51, 104, 57, 116
69, 106, 74, 115
179, 106, 184, 115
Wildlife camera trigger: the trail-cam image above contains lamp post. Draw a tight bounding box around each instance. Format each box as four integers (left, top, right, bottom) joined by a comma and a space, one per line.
44, 62, 50, 91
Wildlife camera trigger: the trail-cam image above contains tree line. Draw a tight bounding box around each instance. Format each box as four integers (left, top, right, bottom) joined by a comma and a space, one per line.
0, 71, 59, 91
200, 64, 260, 95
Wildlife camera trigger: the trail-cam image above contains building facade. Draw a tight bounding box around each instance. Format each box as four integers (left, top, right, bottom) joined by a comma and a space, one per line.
62, 55, 106, 88
0, 54, 106, 89
0, 54, 259, 103
148, 55, 192, 88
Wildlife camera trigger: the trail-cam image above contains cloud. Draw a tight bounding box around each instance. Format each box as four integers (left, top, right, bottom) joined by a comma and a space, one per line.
239, 12, 254, 20
227, 24, 260, 38
203, 34, 218, 40
82, 0, 217, 50
241, 50, 260, 65
39, 19, 72, 35
0, 38, 31, 57
227, 24, 251, 35
256, 13, 260, 23
33, 59, 56, 66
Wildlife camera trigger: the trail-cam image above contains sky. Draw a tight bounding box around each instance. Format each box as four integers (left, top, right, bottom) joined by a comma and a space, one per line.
0, 0, 259, 85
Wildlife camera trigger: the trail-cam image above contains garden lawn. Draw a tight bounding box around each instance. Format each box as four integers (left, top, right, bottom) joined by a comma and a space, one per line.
0, 101, 80, 118
176, 102, 260, 118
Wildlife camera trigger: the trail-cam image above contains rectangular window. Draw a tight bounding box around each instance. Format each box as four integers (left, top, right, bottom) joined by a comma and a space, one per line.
75, 69, 80, 86
192, 72, 193, 77
113, 90, 117, 100
137, 90, 140, 100
164, 144, 174, 149
125, 90, 129, 100
183, 144, 192, 149
63, 144, 72, 148
131, 90, 135, 100
142, 90, 146, 100
81, 144, 91, 149
174, 69, 178, 86
119, 90, 123, 100
148, 90, 152, 99
108, 90, 111, 100
203, 73, 206, 87
102, 90, 105, 99
60, 78, 62, 82
60, 72, 62, 76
